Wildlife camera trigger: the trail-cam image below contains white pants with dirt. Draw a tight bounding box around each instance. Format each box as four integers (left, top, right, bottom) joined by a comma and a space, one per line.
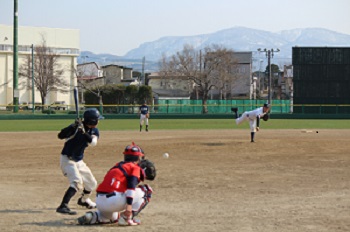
94, 188, 146, 223
60, 155, 97, 192
235, 112, 257, 132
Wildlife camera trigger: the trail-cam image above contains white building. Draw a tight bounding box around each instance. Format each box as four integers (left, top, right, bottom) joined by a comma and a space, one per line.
0, 24, 79, 109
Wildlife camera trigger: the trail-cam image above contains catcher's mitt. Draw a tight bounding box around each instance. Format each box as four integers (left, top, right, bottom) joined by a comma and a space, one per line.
140, 159, 156, 181
262, 114, 269, 121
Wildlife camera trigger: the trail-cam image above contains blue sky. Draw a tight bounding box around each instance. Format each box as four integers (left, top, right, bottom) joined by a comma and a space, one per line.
1, 0, 349, 56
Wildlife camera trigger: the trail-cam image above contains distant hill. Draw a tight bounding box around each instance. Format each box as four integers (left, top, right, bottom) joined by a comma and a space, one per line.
80, 27, 350, 72
77, 51, 157, 73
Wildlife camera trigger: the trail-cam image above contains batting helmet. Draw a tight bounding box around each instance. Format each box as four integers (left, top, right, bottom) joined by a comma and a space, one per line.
83, 108, 103, 126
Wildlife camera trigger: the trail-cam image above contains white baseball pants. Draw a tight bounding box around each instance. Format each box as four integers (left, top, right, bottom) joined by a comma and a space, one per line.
60, 155, 97, 192
94, 188, 146, 223
235, 112, 257, 132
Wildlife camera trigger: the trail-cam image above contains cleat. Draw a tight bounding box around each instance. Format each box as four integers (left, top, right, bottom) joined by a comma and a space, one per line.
251, 140, 255, 143
56, 204, 77, 215
118, 214, 141, 226
77, 197, 96, 209
77, 212, 93, 225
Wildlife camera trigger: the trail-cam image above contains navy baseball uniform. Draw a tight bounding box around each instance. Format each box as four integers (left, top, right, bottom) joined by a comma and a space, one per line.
139, 104, 149, 132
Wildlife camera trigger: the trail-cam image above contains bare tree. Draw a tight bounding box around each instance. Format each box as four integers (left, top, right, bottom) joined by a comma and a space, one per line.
74, 63, 104, 112
19, 38, 68, 108
159, 44, 239, 113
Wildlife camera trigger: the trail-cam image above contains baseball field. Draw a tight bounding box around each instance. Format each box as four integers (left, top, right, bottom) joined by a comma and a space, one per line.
1, 119, 350, 232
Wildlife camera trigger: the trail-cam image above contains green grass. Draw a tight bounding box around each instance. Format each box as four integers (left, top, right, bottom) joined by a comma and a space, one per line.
0, 119, 349, 132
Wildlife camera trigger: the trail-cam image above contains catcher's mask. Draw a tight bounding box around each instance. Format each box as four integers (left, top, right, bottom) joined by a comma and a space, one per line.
83, 108, 103, 126
123, 142, 145, 162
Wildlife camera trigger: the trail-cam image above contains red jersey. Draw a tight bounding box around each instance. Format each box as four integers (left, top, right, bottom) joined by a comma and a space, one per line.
97, 162, 142, 193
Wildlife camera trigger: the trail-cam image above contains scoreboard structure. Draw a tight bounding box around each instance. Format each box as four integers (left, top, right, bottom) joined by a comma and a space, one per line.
292, 47, 350, 114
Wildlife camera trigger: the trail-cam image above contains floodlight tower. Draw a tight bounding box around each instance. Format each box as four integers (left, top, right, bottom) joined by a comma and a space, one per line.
257, 48, 280, 104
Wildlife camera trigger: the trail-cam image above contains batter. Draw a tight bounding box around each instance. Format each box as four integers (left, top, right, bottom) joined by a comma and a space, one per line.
56, 108, 103, 215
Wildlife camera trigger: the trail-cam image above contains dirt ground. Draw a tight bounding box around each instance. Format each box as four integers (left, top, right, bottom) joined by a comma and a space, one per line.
1, 129, 350, 232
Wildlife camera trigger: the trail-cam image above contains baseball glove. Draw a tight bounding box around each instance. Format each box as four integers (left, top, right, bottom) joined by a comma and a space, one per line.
146, 113, 150, 119
140, 159, 156, 181
262, 114, 269, 121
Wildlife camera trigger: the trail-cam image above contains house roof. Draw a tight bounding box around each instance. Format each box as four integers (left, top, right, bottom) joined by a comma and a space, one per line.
102, 64, 132, 69
78, 76, 103, 80
77, 62, 100, 68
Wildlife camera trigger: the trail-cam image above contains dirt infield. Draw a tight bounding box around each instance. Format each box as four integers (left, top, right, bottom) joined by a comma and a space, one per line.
1, 129, 350, 232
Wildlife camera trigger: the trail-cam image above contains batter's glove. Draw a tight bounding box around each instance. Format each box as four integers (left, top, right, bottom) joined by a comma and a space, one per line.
74, 118, 85, 133
74, 118, 80, 125
262, 114, 269, 121
140, 159, 156, 181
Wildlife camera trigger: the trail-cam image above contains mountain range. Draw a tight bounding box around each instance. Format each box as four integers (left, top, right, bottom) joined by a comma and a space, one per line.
79, 27, 350, 72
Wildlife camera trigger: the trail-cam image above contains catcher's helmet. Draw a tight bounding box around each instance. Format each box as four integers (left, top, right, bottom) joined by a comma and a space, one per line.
123, 142, 145, 157
83, 108, 103, 126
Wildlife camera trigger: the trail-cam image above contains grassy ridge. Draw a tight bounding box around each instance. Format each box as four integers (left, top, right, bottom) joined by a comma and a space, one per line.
0, 119, 349, 132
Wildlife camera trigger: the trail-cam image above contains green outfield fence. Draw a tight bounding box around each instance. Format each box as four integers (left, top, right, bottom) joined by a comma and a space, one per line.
155, 100, 291, 114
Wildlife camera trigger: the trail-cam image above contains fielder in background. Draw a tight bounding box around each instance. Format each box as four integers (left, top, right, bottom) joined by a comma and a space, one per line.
139, 102, 149, 132
77, 142, 156, 226
231, 103, 270, 142
56, 108, 103, 215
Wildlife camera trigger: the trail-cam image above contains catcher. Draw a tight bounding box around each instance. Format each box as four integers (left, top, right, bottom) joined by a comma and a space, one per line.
77, 142, 156, 226
231, 103, 270, 142
139, 101, 150, 132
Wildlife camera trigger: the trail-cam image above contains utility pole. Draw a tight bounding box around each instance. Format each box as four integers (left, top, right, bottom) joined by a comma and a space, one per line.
258, 59, 263, 94
141, 56, 145, 85
257, 48, 279, 104
31, 44, 35, 113
13, 0, 19, 113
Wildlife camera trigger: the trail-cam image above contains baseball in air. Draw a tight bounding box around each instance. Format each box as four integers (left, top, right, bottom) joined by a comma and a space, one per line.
163, 153, 169, 158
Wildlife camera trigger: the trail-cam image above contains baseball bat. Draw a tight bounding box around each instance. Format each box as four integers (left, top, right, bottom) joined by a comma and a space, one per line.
74, 87, 79, 119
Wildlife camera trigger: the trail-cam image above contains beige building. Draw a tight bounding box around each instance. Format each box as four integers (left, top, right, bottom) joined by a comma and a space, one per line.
102, 64, 136, 85
77, 63, 138, 103
148, 72, 192, 99
0, 24, 79, 109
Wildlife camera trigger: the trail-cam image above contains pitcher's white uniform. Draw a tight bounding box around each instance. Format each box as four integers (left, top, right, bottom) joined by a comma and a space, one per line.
235, 107, 266, 132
